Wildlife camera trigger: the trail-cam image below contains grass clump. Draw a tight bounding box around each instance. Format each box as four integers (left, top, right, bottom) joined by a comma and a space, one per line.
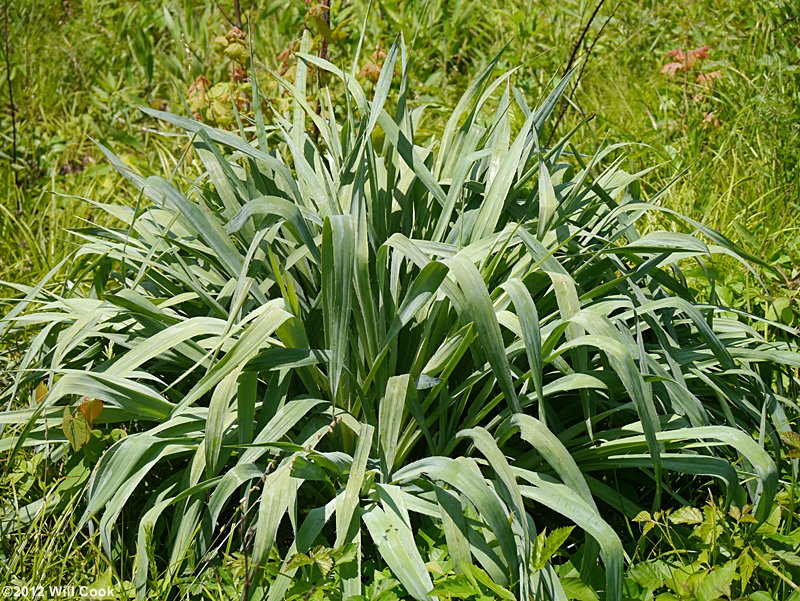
2, 32, 799, 601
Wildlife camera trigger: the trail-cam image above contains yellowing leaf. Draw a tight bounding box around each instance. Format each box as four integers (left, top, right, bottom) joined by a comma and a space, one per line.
63, 408, 92, 451
309, 546, 334, 578
780, 431, 800, 449
35, 381, 48, 403
632, 510, 652, 523
223, 42, 249, 64
79, 398, 104, 424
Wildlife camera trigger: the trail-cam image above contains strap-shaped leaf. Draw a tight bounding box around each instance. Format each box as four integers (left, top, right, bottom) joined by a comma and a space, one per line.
335, 423, 374, 547
322, 215, 355, 400
363, 501, 435, 601
446, 254, 520, 412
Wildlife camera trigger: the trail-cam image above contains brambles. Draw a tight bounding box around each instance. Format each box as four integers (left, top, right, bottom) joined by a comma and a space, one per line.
628, 489, 800, 600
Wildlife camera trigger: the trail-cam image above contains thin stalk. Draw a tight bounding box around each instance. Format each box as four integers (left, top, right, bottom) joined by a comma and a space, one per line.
548, 0, 615, 143
3, 0, 19, 197
218, 0, 243, 29
234, 0, 242, 28
564, 0, 606, 77
314, 0, 332, 130
320, 0, 331, 62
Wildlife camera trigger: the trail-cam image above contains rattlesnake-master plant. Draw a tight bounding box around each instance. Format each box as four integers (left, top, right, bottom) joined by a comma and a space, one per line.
2, 37, 798, 600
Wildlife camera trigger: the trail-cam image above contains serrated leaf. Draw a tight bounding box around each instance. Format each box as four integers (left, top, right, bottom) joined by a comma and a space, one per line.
533, 526, 574, 570
668, 506, 704, 525
285, 552, 314, 571
560, 577, 599, 601
428, 574, 479, 597
310, 546, 335, 577
696, 560, 736, 601
633, 511, 652, 523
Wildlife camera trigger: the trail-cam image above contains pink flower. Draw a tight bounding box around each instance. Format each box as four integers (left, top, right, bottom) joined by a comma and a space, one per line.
660, 46, 712, 76
688, 46, 710, 61
660, 62, 685, 77
666, 49, 686, 61
696, 70, 723, 87
702, 111, 720, 128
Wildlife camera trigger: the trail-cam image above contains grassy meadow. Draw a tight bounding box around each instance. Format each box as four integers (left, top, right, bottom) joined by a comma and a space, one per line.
1, 1, 799, 599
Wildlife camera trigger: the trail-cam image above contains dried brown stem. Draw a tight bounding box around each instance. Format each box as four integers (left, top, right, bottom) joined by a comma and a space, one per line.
3, 0, 19, 192
320, 0, 331, 62
217, 1, 244, 29
548, 0, 616, 143
233, 0, 242, 29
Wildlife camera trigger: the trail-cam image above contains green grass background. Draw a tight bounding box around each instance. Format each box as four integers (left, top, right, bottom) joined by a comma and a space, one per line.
2, 1, 798, 287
